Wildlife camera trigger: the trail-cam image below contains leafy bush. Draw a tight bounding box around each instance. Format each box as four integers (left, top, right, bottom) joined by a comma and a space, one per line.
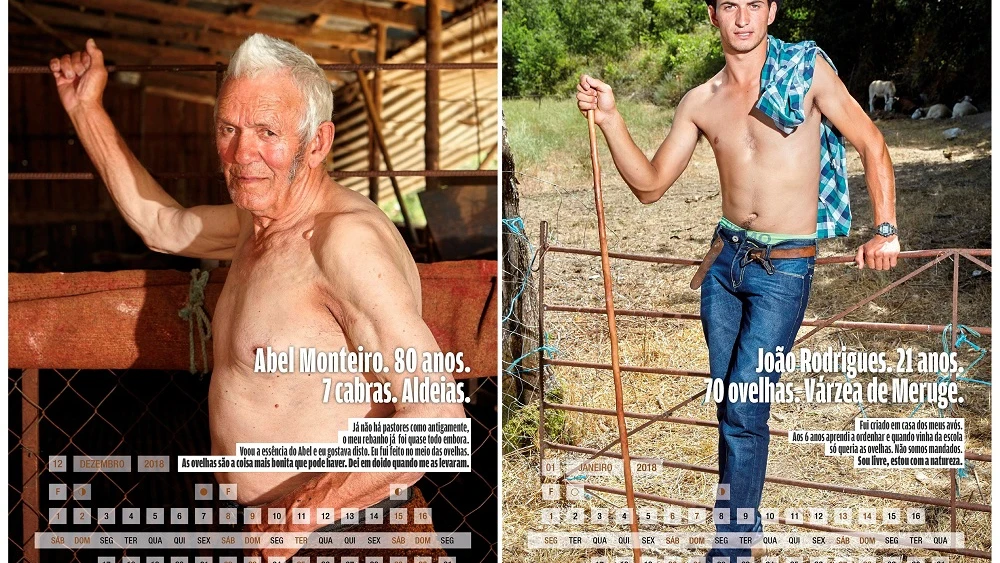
502, 0, 574, 97
502, 388, 568, 454
651, 24, 724, 105
503, 0, 723, 101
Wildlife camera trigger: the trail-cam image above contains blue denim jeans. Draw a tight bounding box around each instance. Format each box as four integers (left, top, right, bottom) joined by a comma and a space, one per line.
701, 223, 815, 563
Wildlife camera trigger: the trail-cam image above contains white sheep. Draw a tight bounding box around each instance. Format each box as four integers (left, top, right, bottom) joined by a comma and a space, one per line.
923, 104, 951, 119
868, 80, 897, 113
911, 108, 923, 119
952, 96, 978, 118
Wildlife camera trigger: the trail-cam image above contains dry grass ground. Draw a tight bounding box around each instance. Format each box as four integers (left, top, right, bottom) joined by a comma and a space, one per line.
502, 99, 992, 562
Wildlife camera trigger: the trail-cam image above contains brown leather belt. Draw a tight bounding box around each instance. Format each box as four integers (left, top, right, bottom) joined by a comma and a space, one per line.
750, 246, 817, 259
690, 238, 724, 290
690, 239, 816, 289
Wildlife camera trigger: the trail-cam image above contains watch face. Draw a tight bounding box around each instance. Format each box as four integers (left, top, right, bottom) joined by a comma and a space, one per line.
877, 223, 895, 237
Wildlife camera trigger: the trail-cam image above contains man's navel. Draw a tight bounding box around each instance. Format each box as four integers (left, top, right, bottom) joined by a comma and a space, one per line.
741, 213, 759, 229
303, 228, 314, 240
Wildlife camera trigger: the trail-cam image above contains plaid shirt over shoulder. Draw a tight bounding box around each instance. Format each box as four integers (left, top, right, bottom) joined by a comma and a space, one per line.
757, 35, 851, 239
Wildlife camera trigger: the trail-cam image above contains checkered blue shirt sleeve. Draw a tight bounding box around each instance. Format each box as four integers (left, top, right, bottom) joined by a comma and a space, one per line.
756, 35, 851, 239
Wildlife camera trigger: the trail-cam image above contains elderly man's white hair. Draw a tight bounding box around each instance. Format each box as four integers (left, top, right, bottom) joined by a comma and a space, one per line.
220, 33, 333, 142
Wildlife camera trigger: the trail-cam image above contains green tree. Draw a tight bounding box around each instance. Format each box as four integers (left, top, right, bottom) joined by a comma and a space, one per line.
502, 0, 991, 105
502, 0, 573, 96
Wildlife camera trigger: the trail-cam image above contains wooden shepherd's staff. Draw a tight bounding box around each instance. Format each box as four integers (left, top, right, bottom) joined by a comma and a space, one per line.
587, 109, 641, 563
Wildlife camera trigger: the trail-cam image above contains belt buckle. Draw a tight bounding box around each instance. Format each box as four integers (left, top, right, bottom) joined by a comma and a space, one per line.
745, 247, 775, 274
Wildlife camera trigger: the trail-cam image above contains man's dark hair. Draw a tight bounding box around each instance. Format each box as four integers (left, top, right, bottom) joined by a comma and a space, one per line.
705, 0, 779, 7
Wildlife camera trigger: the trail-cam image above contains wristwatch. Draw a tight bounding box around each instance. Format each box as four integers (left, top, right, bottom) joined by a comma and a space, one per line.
875, 222, 897, 237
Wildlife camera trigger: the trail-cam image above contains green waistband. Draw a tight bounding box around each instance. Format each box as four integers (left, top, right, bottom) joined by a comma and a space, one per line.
720, 217, 817, 244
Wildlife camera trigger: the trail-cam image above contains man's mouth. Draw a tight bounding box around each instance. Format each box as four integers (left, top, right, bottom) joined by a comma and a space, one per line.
735, 31, 753, 39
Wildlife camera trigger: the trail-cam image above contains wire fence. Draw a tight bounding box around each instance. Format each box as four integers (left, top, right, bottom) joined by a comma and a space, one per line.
501, 165, 992, 561
9, 368, 497, 563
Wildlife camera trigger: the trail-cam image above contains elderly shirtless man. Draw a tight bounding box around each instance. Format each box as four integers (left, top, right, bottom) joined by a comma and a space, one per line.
578, 1, 899, 561
51, 34, 464, 557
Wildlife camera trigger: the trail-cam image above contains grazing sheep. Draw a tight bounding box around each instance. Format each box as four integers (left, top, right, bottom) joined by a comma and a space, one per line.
868, 80, 897, 113
952, 96, 979, 118
923, 104, 951, 119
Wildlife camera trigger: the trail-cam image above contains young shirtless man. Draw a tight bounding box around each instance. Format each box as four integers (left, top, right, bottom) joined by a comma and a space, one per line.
50, 34, 464, 558
576, 1, 899, 561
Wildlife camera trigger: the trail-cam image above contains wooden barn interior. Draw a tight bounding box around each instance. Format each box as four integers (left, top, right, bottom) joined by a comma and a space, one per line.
9, 0, 499, 271
8, 3, 499, 562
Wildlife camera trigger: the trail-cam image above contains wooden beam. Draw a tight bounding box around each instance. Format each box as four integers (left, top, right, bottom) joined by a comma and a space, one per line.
425, 0, 442, 190
21, 369, 40, 563
8, 23, 227, 65
16, 4, 233, 49
310, 13, 332, 29
142, 73, 218, 100
307, 1, 422, 31
350, 51, 416, 243
66, 0, 376, 50
10, 0, 78, 51
398, 0, 456, 10
21, 4, 357, 63
86, 35, 226, 65
144, 86, 216, 105
368, 23, 386, 203
478, 142, 498, 169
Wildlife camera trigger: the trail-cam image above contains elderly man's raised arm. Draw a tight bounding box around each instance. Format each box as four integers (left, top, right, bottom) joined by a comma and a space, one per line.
50, 39, 239, 259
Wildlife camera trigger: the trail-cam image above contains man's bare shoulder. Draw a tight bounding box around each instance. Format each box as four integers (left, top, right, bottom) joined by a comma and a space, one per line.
310, 189, 402, 260
307, 186, 416, 296
676, 72, 724, 119
808, 54, 840, 104
693, 71, 726, 100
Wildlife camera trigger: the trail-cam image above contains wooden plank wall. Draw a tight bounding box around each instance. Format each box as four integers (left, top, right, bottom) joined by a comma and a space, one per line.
9, 73, 225, 273
332, 4, 498, 203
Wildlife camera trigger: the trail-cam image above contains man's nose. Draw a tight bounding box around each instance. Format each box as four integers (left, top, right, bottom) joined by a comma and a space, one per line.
737, 7, 750, 26
232, 130, 259, 164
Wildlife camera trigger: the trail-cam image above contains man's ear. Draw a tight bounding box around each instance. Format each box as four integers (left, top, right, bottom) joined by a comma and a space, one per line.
307, 121, 335, 169
767, 1, 777, 25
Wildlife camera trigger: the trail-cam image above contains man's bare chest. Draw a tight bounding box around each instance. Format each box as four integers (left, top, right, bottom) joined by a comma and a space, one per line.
213, 243, 345, 368
696, 98, 821, 164
701, 112, 779, 155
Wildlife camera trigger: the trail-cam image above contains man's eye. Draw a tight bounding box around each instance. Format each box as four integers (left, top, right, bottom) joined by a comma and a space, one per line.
265, 130, 276, 137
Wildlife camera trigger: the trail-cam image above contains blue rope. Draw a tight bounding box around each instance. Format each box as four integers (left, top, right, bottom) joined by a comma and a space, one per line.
502, 217, 539, 324
953, 327, 989, 384
564, 474, 593, 499
501, 216, 560, 377
505, 345, 559, 376
908, 324, 990, 417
